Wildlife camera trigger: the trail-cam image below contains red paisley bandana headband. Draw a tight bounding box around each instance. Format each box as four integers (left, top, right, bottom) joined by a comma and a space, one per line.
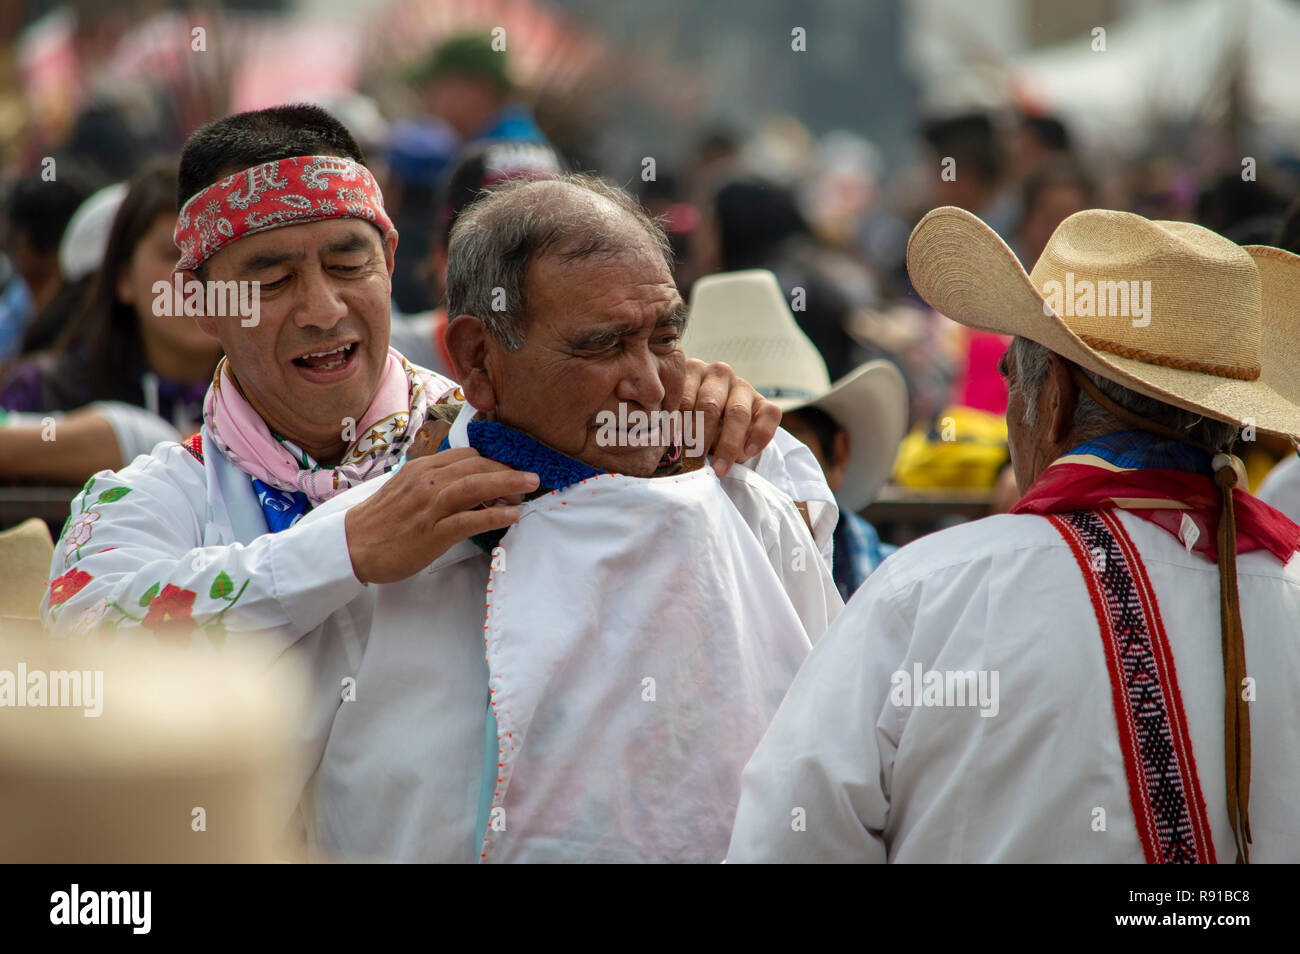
174, 155, 395, 271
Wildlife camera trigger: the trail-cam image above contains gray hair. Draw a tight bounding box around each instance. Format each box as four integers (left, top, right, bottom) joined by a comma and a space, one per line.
1007, 336, 1239, 451
444, 173, 675, 351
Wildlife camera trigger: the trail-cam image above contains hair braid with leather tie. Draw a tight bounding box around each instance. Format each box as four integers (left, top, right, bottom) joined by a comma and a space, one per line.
1068, 364, 1251, 863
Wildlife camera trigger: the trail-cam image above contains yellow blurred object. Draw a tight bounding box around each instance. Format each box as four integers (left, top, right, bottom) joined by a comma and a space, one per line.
892, 406, 1010, 490
0, 635, 307, 862
1243, 446, 1278, 495
0, 519, 54, 620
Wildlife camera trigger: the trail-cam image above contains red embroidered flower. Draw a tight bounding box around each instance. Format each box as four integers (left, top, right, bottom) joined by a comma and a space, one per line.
142, 584, 197, 642
48, 568, 93, 607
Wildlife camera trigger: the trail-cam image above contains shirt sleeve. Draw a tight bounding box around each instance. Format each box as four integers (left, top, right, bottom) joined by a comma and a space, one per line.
718, 463, 843, 643
41, 442, 365, 655
726, 567, 912, 863
747, 427, 838, 566
89, 401, 182, 464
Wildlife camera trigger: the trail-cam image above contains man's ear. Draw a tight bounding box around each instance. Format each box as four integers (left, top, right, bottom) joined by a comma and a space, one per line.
1044, 352, 1079, 445
445, 314, 497, 412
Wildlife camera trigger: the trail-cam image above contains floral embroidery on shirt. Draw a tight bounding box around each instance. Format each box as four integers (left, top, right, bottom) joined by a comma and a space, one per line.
140, 584, 198, 643
68, 597, 111, 641
50, 475, 248, 647
59, 476, 133, 569
94, 571, 250, 648
48, 567, 93, 607
65, 511, 100, 551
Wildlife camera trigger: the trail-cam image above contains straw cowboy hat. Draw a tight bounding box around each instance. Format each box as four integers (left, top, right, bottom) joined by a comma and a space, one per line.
0, 636, 306, 862
0, 519, 54, 621
906, 205, 1300, 441
684, 269, 909, 512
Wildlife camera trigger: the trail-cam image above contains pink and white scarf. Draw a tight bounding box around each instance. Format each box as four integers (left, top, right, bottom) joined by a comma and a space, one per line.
203, 347, 458, 506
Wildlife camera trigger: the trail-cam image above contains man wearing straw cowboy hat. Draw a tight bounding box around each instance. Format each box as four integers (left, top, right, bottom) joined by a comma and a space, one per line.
684, 269, 909, 598
728, 205, 1300, 863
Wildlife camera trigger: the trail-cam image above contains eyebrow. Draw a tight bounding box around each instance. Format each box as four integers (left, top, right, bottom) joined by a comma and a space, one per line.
236, 231, 375, 274
323, 233, 373, 255
658, 302, 689, 330
570, 323, 637, 349
239, 249, 300, 273
568, 301, 688, 349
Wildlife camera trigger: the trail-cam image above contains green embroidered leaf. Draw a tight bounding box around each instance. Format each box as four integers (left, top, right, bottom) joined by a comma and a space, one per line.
139, 582, 160, 607
97, 487, 130, 503
210, 571, 234, 600
59, 514, 72, 541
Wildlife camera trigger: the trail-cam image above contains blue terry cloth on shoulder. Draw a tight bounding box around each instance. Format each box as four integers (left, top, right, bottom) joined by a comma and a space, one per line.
439, 419, 605, 491
439, 420, 606, 554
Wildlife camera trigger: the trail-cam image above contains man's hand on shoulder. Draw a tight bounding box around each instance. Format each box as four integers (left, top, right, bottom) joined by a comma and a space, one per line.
681, 359, 781, 478
344, 445, 538, 584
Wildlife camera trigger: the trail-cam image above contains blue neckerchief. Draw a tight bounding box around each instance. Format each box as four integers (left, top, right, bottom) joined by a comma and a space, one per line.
439, 420, 605, 553
438, 419, 604, 490
1064, 429, 1214, 477
251, 478, 312, 533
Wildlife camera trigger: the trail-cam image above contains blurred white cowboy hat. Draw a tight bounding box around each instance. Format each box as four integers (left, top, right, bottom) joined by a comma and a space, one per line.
684, 268, 908, 512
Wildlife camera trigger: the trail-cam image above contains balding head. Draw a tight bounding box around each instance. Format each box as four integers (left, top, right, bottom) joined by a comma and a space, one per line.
445, 173, 674, 350
443, 173, 687, 476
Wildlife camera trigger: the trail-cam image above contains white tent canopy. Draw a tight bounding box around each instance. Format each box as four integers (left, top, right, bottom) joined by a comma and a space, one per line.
1011, 0, 1300, 153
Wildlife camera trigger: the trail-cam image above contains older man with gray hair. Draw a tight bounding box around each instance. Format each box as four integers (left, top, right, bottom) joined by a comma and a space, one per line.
43, 105, 807, 648
293, 173, 842, 863
728, 206, 1300, 863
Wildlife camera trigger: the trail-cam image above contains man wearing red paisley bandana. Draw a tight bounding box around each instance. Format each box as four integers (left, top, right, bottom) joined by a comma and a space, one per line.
42, 104, 798, 655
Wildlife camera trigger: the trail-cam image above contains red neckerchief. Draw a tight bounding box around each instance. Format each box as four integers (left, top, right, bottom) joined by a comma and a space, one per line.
1012, 460, 1300, 564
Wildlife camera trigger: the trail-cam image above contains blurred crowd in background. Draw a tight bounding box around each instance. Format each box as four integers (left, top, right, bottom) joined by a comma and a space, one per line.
3, 0, 1300, 547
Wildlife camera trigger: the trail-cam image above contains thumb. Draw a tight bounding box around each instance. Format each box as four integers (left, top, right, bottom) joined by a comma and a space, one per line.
407, 418, 452, 460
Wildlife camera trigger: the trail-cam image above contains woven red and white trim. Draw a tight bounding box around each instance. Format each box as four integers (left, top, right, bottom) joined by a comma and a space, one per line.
1048, 508, 1217, 864
173, 155, 395, 271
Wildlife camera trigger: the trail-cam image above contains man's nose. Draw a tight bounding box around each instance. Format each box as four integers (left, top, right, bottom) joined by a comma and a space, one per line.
615, 344, 667, 409
291, 268, 348, 330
